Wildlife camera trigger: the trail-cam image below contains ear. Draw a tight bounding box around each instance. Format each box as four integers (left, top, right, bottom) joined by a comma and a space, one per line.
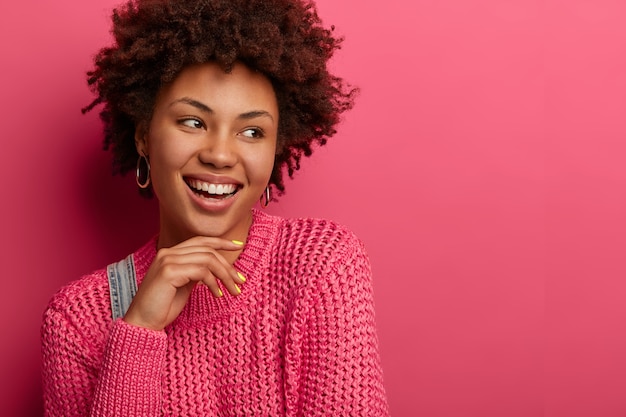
134, 121, 149, 155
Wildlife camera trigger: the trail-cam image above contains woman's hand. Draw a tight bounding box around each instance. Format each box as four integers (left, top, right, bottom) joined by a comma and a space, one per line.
123, 236, 246, 331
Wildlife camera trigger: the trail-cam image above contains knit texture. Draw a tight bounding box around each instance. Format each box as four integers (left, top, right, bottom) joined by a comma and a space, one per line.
41, 209, 389, 416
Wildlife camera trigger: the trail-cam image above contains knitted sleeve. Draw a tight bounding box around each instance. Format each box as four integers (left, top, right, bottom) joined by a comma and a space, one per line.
41, 293, 167, 417
41, 301, 100, 417
90, 319, 167, 416
287, 231, 389, 416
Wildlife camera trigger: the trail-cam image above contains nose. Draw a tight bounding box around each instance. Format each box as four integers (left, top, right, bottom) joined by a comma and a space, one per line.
198, 132, 237, 169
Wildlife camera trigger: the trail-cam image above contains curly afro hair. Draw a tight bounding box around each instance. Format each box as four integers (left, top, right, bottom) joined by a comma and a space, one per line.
83, 0, 357, 197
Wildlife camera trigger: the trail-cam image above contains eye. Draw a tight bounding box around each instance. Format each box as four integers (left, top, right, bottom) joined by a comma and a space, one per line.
179, 118, 204, 129
240, 128, 264, 139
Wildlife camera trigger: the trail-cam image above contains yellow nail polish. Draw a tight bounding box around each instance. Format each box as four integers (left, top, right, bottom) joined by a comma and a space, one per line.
232, 240, 244, 246
216, 288, 224, 297
237, 272, 246, 282
234, 284, 241, 294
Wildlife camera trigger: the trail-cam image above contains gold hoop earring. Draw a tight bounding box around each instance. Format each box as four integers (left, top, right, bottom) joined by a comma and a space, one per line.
136, 152, 151, 189
260, 186, 271, 208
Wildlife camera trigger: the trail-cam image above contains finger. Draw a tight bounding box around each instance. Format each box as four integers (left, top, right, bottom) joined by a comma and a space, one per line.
171, 236, 245, 251
189, 265, 238, 297
195, 258, 242, 296
193, 249, 246, 285
159, 253, 242, 297
218, 278, 242, 297
199, 271, 224, 298
160, 250, 244, 286
234, 271, 247, 285
159, 263, 230, 299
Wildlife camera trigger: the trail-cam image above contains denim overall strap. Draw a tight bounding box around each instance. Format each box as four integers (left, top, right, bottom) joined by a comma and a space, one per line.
106, 254, 138, 321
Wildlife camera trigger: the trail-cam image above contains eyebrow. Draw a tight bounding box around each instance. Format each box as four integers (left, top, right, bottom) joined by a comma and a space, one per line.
171, 97, 275, 122
172, 97, 212, 114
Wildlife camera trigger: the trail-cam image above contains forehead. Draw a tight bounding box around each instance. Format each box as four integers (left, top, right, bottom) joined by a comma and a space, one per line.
155, 62, 278, 114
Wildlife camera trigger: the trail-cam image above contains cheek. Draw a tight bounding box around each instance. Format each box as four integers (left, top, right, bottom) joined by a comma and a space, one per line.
149, 132, 194, 169
147, 138, 194, 194
253, 144, 277, 182
247, 158, 274, 185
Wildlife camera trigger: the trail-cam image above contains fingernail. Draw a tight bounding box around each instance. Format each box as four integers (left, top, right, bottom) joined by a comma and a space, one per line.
237, 272, 246, 283
234, 284, 241, 294
216, 288, 224, 298
232, 240, 244, 246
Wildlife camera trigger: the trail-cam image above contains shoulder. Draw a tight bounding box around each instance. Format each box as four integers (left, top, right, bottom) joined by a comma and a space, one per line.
267, 216, 377, 320
280, 215, 365, 256
44, 237, 157, 322
256, 208, 365, 254
43, 267, 112, 328
258, 210, 370, 282
253, 209, 365, 253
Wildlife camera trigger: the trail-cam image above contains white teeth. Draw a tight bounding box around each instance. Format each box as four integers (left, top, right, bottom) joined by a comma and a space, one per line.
189, 180, 237, 195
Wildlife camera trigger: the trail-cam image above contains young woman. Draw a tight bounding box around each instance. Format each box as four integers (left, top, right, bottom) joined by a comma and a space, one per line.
41, 0, 388, 415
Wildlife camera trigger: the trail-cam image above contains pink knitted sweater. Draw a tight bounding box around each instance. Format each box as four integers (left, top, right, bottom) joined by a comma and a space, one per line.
41, 210, 389, 416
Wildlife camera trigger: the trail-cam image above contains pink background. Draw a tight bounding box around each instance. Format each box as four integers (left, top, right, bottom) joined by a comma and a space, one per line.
1, 0, 626, 416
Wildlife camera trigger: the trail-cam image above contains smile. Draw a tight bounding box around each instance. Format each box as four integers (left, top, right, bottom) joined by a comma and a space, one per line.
185, 178, 240, 200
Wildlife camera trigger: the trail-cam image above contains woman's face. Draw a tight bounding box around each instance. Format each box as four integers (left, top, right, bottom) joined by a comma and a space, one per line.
136, 62, 278, 248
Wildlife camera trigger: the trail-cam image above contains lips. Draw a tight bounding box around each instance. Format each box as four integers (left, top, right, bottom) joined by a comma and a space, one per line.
185, 177, 240, 200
